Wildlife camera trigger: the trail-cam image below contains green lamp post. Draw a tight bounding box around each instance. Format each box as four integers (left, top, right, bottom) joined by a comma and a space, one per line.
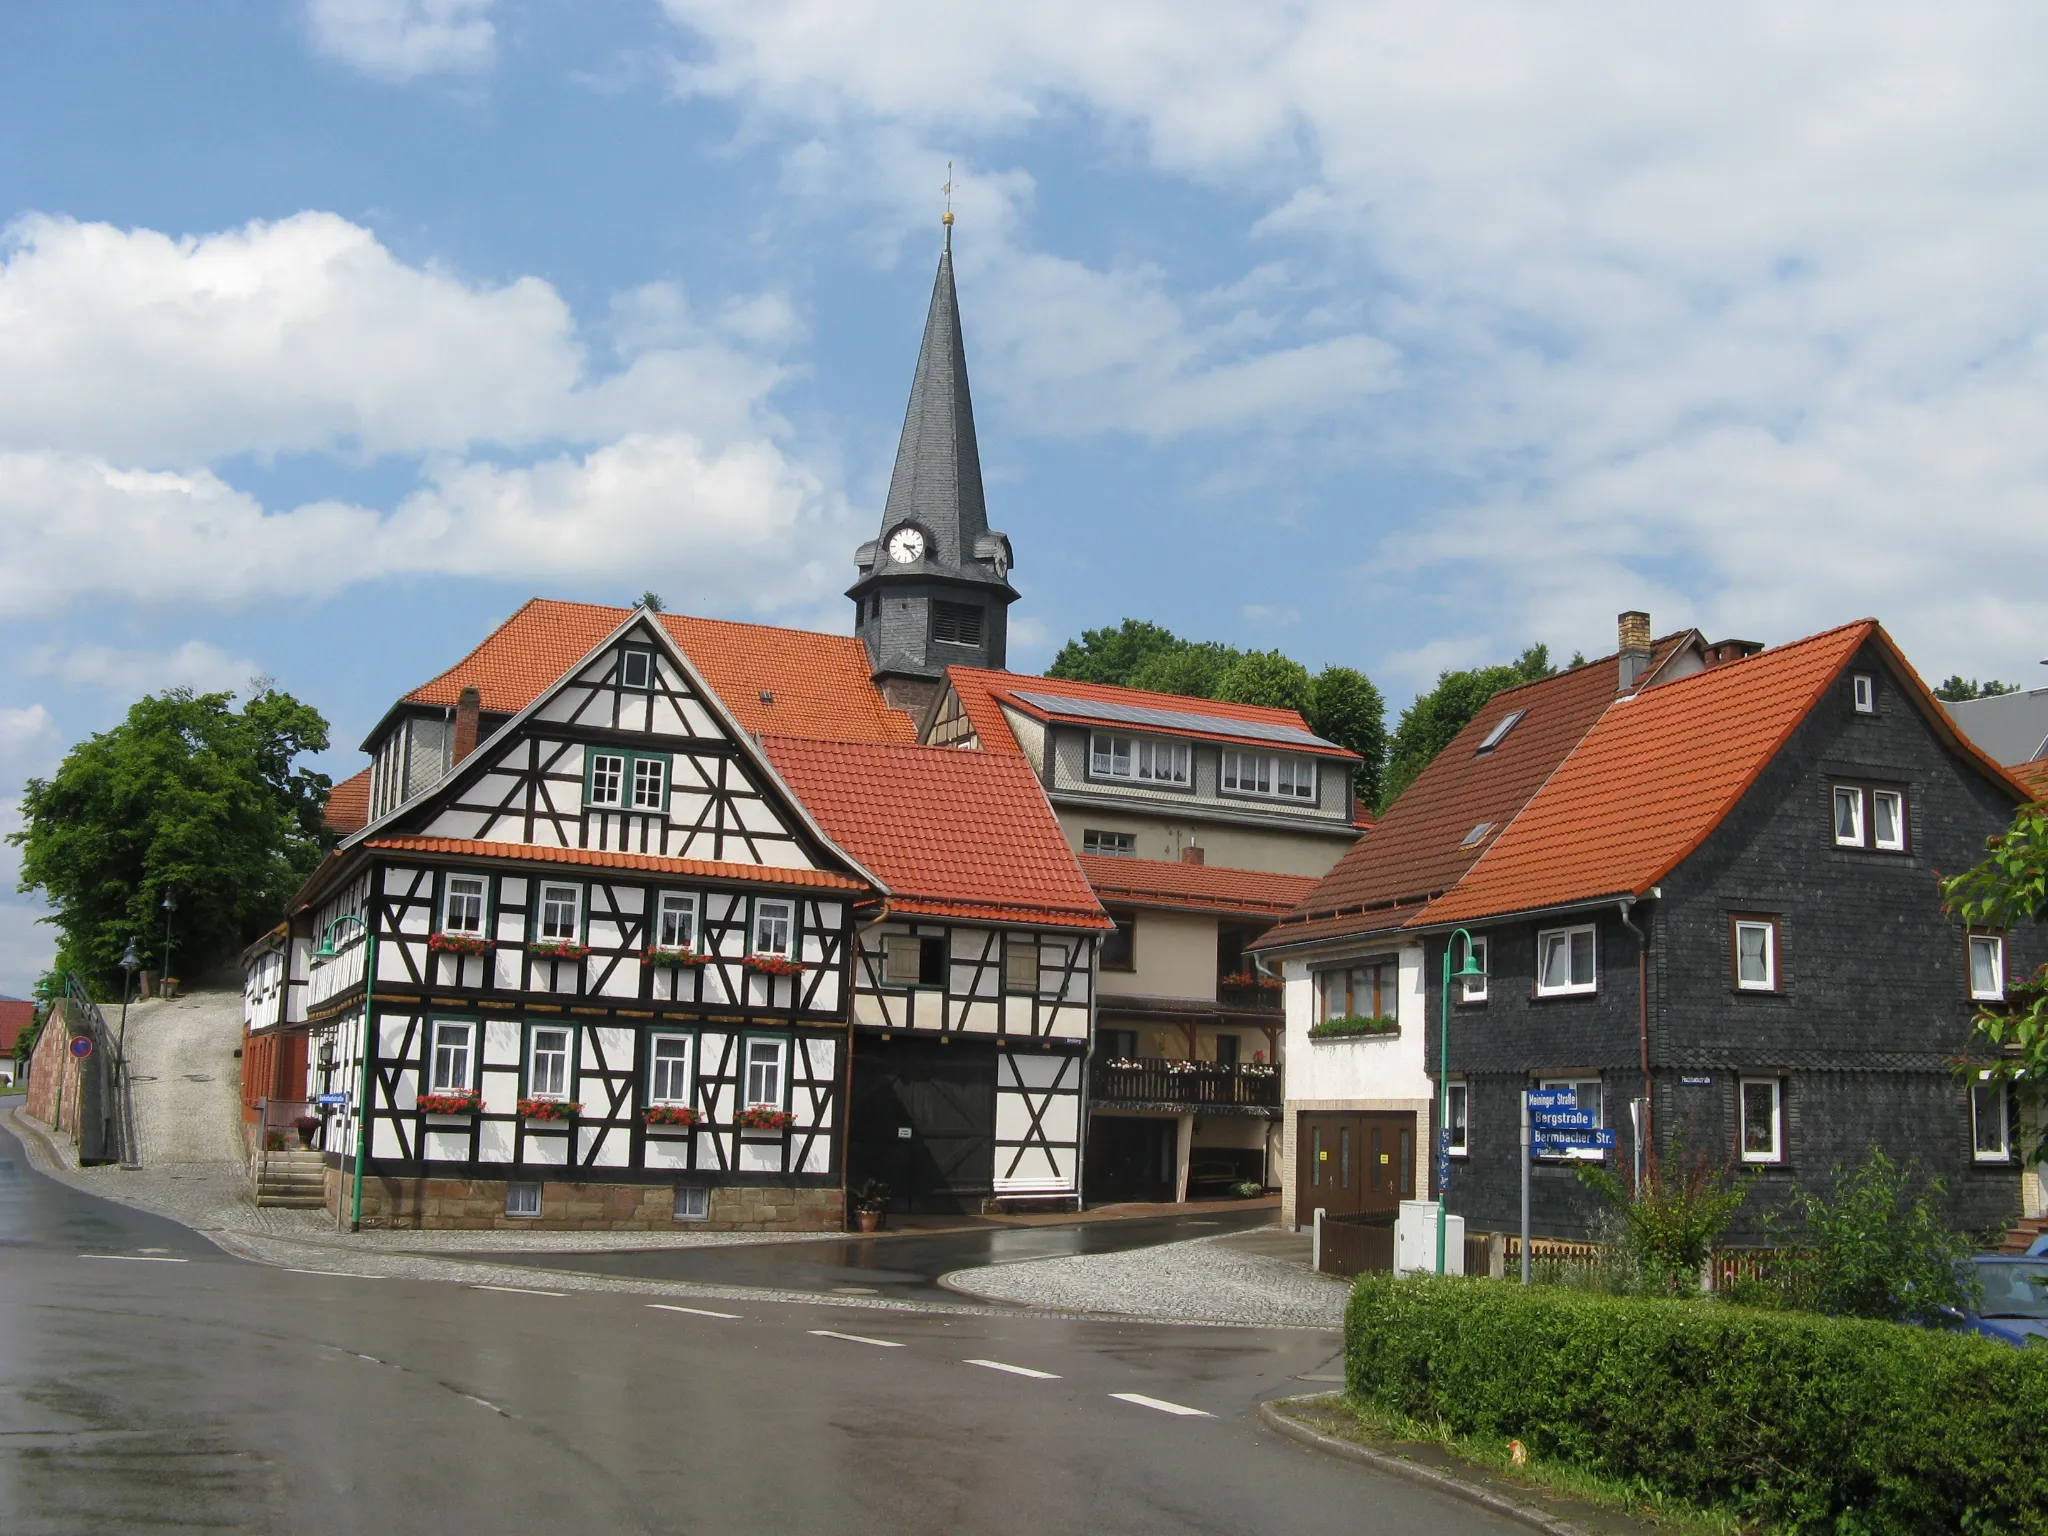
310, 913, 377, 1233
1438, 929, 1486, 1275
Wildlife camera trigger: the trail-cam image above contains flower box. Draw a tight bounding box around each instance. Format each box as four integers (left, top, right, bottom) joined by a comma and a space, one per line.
518, 1097, 580, 1121
417, 1091, 483, 1115
1308, 1014, 1401, 1040
643, 946, 710, 968
735, 1106, 794, 1131
428, 933, 493, 956
742, 955, 805, 977
528, 941, 591, 961
643, 1104, 701, 1128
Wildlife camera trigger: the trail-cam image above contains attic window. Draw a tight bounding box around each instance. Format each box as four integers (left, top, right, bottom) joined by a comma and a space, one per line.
1852, 673, 1875, 713
1460, 822, 1494, 848
932, 601, 984, 647
1474, 710, 1526, 755
619, 648, 653, 691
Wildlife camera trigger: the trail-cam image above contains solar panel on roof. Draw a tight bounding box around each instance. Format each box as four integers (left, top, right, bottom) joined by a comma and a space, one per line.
1008, 690, 1337, 749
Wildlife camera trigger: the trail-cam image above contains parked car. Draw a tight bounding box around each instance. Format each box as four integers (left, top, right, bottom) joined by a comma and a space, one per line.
1950, 1255, 2048, 1346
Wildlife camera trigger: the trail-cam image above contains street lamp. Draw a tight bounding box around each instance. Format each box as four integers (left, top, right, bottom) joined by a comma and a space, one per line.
309, 913, 377, 1233
115, 936, 143, 1166
1438, 929, 1486, 1275
160, 889, 177, 992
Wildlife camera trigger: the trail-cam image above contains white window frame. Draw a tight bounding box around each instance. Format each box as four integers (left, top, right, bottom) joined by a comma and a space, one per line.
1738, 1077, 1782, 1163
743, 1038, 786, 1109
527, 1024, 573, 1100
1973, 1073, 2012, 1163
538, 883, 581, 943
588, 751, 626, 808
1446, 1080, 1469, 1156
1460, 936, 1489, 1003
752, 898, 794, 958
1220, 749, 1317, 802
657, 892, 699, 952
673, 1185, 709, 1220
1832, 784, 1864, 846
1088, 732, 1191, 787
1081, 829, 1136, 857
1969, 933, 2007, 1002
1852, 673, 1875, 713
1537, 1076, 1604, 1161
619, 646, 654, 691
505, 1182, 543, 1218
442, 875, 487, 937
1536, 924, 1598, 996
1870, 789, 1906, 851
648, 1032, 694, 1106
1733, 917, 1778, 992
632, 756, 667, 811
429, 1020, 475, 1093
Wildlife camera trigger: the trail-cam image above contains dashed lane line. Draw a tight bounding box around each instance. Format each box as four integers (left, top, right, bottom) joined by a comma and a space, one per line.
472, 1284, 568, 1297
286, 1268, 386, 1279
1111, 1393, 1211, 1418
80, 1254, 189, 1263
808, 1329, 903, 1348
649, 1303, 742, 1320
964, 1359, 1061, 1380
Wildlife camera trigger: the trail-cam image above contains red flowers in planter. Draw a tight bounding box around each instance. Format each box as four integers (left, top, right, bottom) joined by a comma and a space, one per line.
735, 1106, 794, 1131
643, 946, 709, 967
643, 1104, 700, 1127
742, 954, 805, 976
528, 941, 591, 960
518, 1098, 579, 1121
418, 1091, 483, 1115
428, 933, 493, 956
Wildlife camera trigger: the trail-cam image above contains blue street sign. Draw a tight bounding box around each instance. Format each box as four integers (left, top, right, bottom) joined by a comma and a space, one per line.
68, 1035, 93, 1059
314, 1092, 349, 1108
1535, 1128, 1617, 1150
1524, 1088, 1577, 1111
1533, 1109, 1594, 1129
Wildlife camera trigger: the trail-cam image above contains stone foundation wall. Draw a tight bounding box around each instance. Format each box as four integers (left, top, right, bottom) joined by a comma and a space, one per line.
324, 1168, 843, 1232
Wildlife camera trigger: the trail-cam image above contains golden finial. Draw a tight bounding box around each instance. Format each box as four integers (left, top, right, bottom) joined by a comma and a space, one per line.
941, 161, 955, 243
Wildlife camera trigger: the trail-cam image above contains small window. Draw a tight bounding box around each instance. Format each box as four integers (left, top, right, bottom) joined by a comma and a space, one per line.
673, 1185, 709, 1221
632, 757, 667, 810
1739, 1078, 1782, 1163
429, 1021, 474, 1092
1460, 936, 1488, 1003
1041, 941, 1070, 1000
1005, 937, 1040, 993
1536, 925, 1597, 996
1446, 1081, 1469, 1155
588, 752, 625, 808
1732, 917, 1778, 992
1082, 829, 1136, 857
1221, 749, 1317, 802
1969, 934, 2006, 1001
1974, 1075, 2011, 1162
1538, 1077, 1604, 1160
1099, 1027, 1138, 1060
752, 899, 793, 958
529, 1027, 571, 1099
1100, 912, 1136, 970
1475, 710, 1526, 754
620, 647, 654, 691
882, 934, 922, 987
1831, 783, 1909, 852
1832, 785, 1864, 846
657, 892, 698, 952
1871, 790, 1905, 851
1319, 959, 1397, 1021
506, 1183, 543, 1218
744, 1039, 785, 1108
918, 935, 946, 987
442, 875, 486, 937
1852, 673, 1875, 713
649, 1034, 693, 1104
931, 601, 984, 647
1089, 733, 1190, 787
1460, 822, 1493, 848
538, 884, 580, 942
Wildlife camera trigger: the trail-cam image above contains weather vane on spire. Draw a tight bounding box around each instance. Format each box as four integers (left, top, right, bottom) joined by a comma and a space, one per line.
941, 161, 955, 245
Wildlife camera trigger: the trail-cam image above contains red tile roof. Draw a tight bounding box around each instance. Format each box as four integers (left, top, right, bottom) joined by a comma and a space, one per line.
323, 767, 371, 838
1256, 632, 1703, 948
2017, 756, 2048, 802
396, 598, 916, 745
760, 736, 1111, 931
363, 836, 870, 892
1078, 854, 1319, 917
940, 666, 1354, 758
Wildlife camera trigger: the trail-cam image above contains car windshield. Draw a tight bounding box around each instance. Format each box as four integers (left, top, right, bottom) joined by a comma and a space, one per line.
1972, 1260, 2048, 1319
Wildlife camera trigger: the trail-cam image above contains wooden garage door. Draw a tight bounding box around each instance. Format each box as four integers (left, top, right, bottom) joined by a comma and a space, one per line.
1297, 1112, 1415, 1218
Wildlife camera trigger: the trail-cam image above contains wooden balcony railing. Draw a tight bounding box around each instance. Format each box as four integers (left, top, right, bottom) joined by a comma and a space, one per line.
1216, 979, 1284, 1012
1092, 1057, 1281, 1108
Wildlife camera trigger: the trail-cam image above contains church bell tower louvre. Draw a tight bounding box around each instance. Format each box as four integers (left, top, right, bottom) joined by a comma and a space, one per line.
850, 211, 1017, 716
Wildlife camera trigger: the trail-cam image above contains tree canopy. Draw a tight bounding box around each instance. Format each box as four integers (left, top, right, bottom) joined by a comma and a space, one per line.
1379, 645, 1557, 808
1933, 675, 2020, 702
1944, 800, 2048, 1161
10, 687, 333, 996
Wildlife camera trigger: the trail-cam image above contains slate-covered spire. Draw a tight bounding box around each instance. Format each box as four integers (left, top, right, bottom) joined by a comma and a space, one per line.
880, 224, 990, 564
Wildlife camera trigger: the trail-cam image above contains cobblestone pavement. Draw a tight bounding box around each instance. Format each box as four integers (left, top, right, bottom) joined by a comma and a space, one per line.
118, 988, 246, 1165
943, 1229, 1351, 1327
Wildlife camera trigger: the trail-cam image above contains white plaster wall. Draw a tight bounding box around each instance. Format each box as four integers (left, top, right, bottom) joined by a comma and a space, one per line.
1108, 908, 1217, 1002
1281, 945, 1432, 1104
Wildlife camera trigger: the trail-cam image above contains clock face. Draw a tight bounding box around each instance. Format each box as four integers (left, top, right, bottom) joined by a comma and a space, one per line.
886, 526, 926, 564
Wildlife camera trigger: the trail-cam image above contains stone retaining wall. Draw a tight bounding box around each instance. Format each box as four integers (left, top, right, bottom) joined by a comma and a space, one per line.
327, 1169, 843, 1232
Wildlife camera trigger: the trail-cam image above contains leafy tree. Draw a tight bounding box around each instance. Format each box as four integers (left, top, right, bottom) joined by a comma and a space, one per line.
1944, 800, 2048, 1159
1214, 650, 1313, 713
1306, 666, 1387, 808
1127, 642, 1239, 699
10, 688, 332, 996
1933, 675, 2019, 702
638, 590, 665, 613
1380, 644, 1556, 810
1578, 1143, 1748, 1297
1045, 619, 1188, 686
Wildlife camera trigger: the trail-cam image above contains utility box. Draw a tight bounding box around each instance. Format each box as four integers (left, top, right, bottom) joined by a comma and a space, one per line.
1395, 1199, 1464, 1276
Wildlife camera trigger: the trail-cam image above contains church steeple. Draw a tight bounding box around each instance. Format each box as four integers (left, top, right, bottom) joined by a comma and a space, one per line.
851, 217, 1017, 713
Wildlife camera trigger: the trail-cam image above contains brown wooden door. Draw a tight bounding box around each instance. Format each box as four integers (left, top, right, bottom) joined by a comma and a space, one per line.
1298, 1111, 1416, 1218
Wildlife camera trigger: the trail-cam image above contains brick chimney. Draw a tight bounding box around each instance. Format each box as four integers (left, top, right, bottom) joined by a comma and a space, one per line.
452, 686, 480, 766
1617, 611, 1653, 693
1180, 845, 1206, 865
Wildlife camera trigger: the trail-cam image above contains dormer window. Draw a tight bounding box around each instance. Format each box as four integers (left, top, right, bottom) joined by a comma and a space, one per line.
620, 647, 654, 691
1221, 750, 1316, 802
1090, 733, 1190, 787
1475, 710, 1526, 754
1852, 673, 1875, 713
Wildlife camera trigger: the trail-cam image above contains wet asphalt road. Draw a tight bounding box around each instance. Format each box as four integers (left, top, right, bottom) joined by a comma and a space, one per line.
0, 1113, 1520, 1536
460, 1205, 1281, 1301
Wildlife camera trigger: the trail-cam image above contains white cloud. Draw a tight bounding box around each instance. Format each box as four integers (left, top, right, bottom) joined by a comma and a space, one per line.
660, 0, 2048, 674
20, 641, 264, 699
306, 0, 497, 81
1241, 604, 1299, 627
0, 705, 55, 760
0, 798, 53, 997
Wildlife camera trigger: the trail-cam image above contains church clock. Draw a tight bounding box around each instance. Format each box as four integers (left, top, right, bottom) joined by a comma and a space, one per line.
886, 526, 926, 564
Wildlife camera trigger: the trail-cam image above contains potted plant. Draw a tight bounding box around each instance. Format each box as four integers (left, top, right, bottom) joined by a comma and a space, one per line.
518, 1097, 579, 1122
853, 1178, 890, 1233
735, 1105, 794, 1132
643, 946, 709, 968
528, 940, 591, 961
263, 1129, 286, 1151
742, 954, 805, 977
429, 933, 493, 956
293, 1114, 321, 1148
417, 1090, 483, 1116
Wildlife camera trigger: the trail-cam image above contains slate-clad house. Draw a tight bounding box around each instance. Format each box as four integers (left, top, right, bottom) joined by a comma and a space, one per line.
1257, 614, 2044, 1244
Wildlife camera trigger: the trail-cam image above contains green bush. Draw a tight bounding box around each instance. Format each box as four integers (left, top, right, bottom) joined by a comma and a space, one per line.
1307, 1015, 1399, 1039
1347, 1275, 2048, 1534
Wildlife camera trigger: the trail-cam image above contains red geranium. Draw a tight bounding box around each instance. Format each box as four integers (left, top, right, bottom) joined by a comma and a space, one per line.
518, 1098, 579, 1121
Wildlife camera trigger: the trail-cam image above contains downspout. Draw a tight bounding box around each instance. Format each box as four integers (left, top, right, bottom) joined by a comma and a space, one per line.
1618, 896, 1651, 1186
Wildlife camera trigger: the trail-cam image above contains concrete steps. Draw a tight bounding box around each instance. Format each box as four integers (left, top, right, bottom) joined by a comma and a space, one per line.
254, 1147, 328, 1208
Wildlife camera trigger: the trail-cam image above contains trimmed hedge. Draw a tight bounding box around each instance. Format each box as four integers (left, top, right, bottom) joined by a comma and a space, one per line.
1347, 1276, 2048, 1534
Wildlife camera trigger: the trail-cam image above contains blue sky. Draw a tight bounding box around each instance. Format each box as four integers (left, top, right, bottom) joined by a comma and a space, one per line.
4, 1, 2048, 993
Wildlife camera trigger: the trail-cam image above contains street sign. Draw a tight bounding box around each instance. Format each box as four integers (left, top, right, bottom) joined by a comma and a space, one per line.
1535, 1128, 1617, 1150
68, 1036, 93, 1059
1524, 1088, 1577, 1111
314, 1092, 349, 1108
1532, 1109, 1593, 1129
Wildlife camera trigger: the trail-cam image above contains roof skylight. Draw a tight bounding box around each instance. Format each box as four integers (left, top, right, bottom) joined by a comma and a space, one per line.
1461, 822, 1495, 848
1474, 710, 1527, 755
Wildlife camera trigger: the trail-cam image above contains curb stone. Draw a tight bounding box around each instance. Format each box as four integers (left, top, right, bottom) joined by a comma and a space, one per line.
1259, 1393, 1594, 1536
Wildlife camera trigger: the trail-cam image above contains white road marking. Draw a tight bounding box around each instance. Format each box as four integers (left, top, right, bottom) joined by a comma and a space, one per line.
648, 1303, 741, 1320
808, 1329, 903, 1348
80, 1254, 188, 1263
286, 1268, 385, 1279
965, 1358, 1060, 1380
462, 1393, 509, 1415
471, 1284, 566, 1297
1111, 1392, 1211, 1417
